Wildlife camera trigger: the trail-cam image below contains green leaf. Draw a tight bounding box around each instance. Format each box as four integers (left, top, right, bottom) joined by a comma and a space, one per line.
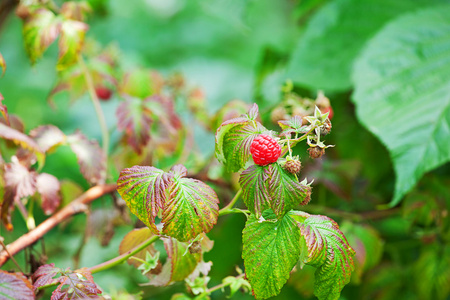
119, 69, 164, 99
222, 276, 251, 298
239, 165, 271, 217
242, 210, 301, 299
0, 271, 34, 300
22, 8, 60, 64
287, 0, 436, 91
351, 4, 450, 205
137, 251, 160, 275
57, 19, 88, 70
162, 165, 219, 242
215, 104, 269, 172
239, 164, 310, 218
117, 166, 172, 233
299, 215, 355, 300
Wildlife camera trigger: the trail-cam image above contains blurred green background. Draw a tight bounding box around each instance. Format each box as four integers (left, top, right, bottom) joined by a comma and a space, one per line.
1, 0, 449, 299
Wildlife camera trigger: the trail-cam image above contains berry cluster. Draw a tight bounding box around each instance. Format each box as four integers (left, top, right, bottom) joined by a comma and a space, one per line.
250, 134, 281, 166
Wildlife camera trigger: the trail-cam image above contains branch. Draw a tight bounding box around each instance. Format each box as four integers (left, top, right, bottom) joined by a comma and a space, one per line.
0, 184, 117, 267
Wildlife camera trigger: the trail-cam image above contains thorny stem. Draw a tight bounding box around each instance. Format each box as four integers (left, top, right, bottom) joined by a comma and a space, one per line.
78, 55, 110, 167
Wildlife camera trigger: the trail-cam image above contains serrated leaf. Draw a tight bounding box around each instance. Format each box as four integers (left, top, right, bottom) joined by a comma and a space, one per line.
36, 172, 61, 215
22, 8, 60, 64
239, 164, 310, 218
30, 125, 66, 153
287, 0, 436, 91
0, 122, 43, 154
239, 165, 271, 217
1, 161, 37, 230
0, 270, 34, 300
0, 52, 6, 76
116, 98, 153, 154
162, 168, 219, 242
267, 163, 309, 216
299, 215, 355, 300
351, 4, 450, 205
117, 166, 172, 233
33, 264, 102, 299
67, 131, 106, 185
242, 210, 301, 299
57, 19, 88, 70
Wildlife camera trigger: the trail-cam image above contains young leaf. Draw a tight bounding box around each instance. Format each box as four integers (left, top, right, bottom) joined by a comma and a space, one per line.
57, 19, 88, 70
30, 125, 66, 153
117, 166, 172, 233
116, 98, 153, 154
239, 165, 271, 217
36, 172, 61, 215
22, 8, 60, 64
222, 276, 251, 298
352, 4, 450, 205
119, 228, 160, 270
66, 131, 106, 185
162, 166, 219, 242
299, 215, 355, 300
242, 210, 301, 299
0, 270, 34, 300
32, 264, 102, 299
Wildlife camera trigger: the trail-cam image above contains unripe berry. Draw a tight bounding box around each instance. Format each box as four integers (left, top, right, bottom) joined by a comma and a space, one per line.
308, 146, 325, 159
284, 158, 302, 174
250, 134, 281, 166
320, 119, 332, 136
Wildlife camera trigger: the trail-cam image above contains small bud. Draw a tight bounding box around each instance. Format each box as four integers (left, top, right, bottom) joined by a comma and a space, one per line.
284, 158, 302, 174
308, 146, 325, 159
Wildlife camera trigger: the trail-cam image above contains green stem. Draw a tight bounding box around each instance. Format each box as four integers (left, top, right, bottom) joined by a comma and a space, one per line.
78, 55, 110, 166
88, 235, 160, 274
218, 189, 242, 216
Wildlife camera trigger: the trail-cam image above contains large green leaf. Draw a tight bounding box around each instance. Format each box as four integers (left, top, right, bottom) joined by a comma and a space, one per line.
238, 165, 271, 217
352, 4, 450, 205
287, 0, 435, 91
117, 165, 172, 233
299, 215, 355, 300
242, 210, 301, 299
162, 165, 219, 242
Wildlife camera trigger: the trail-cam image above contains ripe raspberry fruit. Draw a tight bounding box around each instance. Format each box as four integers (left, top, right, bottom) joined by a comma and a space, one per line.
284, 158, 302, 174
250, 134, 281, 166
95, 86, 112, 101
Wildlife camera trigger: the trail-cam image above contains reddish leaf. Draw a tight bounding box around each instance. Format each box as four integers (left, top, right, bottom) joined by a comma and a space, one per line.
1, 161, 37, 230
0, 123, 43, 153
32, 263, 60, 288
60, 1, 91, 21
30, 125, 66, 153
36, 173, 61, 215
32, 264, 102, 299
67, 132, 106, 185
0, 270, 34, 300
116, 98, 153, 154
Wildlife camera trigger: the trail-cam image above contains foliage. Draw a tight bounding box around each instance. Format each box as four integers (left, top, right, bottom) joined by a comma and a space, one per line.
0, 0, 449, 300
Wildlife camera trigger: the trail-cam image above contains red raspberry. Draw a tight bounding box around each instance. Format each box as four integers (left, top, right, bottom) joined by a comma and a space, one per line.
95, 86, 112, 101
250, 134, 281, 166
